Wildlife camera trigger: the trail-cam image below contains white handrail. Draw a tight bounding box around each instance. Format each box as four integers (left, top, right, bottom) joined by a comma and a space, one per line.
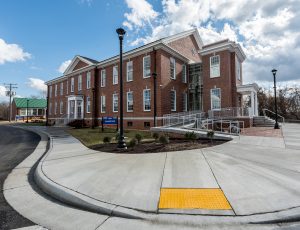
262, 109, 285, 123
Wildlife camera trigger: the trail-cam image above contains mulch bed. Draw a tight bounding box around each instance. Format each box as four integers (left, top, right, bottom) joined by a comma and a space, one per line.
90, 139, 228, 154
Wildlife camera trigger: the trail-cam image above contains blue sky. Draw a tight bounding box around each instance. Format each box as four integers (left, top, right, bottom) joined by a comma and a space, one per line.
1, 0, 299, 101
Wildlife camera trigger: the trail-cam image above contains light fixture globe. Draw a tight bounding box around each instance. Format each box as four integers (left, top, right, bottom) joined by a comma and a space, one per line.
116, 28, 126, 39
271, 68, 277, 76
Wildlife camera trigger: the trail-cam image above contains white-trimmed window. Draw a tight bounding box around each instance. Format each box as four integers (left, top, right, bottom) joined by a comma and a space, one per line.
49, 86, 52, 98
182, 64, 187, 83
127, 61, 133, 82
60, 101, 63, 114
54, 102, 57, 115
87, 72, 91, 89
55, 84, 57, 97
66, 80, 68, 94
183, 92, 188, 112
113, 94, 118, 112
71, 78, 74, 92
170, 57, 176, 79
236, 55, 241, 81
113, 66, 118, 85
101, 69, 106, 87
100, 95, 106, 113
49, 102, 52, 115
78, 75, 82, 91
127, 91, 133, 112
86, 96, 91, 113
170, 90, 176, 111
60, 82, 63, 95
143, 89, 151, 111
143, 56, 151, 78
210, 55, 220, 78
211, 88, 221, 110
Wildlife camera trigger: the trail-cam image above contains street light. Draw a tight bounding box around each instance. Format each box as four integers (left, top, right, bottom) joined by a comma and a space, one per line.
26, 99, 29, 123
116, 28, 127, 149
271, 69, 280, 129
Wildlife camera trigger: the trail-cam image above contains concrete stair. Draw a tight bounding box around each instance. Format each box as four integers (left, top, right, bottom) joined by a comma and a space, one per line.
253, 116, 277, 127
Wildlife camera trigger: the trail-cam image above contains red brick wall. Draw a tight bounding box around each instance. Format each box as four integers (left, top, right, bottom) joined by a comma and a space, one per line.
73, 60, 89, 71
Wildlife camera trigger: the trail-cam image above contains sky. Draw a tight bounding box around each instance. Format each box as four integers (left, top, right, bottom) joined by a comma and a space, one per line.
0, 0, 300, 102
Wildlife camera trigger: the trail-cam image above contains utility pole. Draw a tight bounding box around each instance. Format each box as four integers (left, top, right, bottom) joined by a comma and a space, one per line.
4, 83, 17, 122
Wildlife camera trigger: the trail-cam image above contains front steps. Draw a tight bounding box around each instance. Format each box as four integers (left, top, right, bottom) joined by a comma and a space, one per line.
253, 116, 277, 127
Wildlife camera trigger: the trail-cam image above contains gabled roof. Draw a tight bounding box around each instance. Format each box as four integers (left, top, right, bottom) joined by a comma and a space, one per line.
14, 98, 47, 108
63, 55, 98, 75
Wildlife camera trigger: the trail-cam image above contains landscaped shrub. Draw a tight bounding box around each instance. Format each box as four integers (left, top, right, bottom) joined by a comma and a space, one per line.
135, 133, 143, 144
159, 135, 169, 144
103, 136, 112, 144
152, 132, 159, 141
184, 131, 197, 142
128, 138, 137, 148
67, 119, 84, 129
207, 130, 215, 143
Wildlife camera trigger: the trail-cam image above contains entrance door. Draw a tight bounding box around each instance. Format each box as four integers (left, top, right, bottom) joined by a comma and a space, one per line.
77, 101, 82, 119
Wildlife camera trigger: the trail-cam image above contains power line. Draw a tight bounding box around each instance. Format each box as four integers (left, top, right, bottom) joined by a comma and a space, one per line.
3, 83, 18, 122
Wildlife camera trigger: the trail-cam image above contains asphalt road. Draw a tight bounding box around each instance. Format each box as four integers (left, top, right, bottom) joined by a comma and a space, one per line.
0, 125, 40, 230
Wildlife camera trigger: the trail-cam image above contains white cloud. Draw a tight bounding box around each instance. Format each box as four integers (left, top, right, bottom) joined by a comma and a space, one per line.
0, 38, 31, 64
123, 0, 300, 84
58, 59, 71, 74
27, 78, 47, 92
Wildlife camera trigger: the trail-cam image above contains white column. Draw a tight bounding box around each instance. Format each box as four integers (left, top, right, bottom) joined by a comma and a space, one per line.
250, 91, 255, 117
255, 92, 258, 116
67, 99, 70, 119
81, 100, 84, 119
74, 100, 78, 119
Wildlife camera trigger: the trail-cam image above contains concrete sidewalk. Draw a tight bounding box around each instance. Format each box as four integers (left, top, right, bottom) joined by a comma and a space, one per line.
5, 124, 300, 229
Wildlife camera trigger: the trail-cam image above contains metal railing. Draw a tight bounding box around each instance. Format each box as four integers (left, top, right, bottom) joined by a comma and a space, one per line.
208, 107, 249, 119
162, 110, 205, 127
262, 109, 285, 123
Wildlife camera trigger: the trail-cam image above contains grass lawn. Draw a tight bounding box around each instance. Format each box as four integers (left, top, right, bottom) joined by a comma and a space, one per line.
67, 127, 153, 147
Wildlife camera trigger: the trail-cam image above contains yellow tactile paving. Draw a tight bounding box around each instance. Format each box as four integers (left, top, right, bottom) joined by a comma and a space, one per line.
159, 188, 232, 210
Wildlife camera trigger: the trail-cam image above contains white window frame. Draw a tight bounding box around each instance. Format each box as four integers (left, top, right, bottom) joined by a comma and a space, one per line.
183, 92, 188, 112
54, 102, 57, 115
71, 78, 74, 92
182, 64, 187, 83
127, 91, 133, 112
66, 80, 68, 94
171, 90, 176, 112
86, 96, 91, 113
210, 88, 221, 110
113, 66, 118, 85
101, 69, 106, 87
113, 93, 118, 112
60, 82, 64, 96
78, 75, 82, 91
60, 101, 63, 114
143, 89, 151, 111
143, 56, 151, 78
49, 86, 52, 98
55, 84, 57, 97
170, 57, 176, 80
210, 55, 220, 78
126, 61, 133, 82
87, 72, 91, 89
100, 95, 106, 113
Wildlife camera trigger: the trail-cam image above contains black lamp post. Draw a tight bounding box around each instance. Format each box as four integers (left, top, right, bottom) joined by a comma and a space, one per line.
152, 72, 157, 127
116, 28, 127, 149
272, 69, 280, 129
26, 99, 29, 123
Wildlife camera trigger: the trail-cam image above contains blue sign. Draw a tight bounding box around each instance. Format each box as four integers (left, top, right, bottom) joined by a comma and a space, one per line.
103, 117, 118, 125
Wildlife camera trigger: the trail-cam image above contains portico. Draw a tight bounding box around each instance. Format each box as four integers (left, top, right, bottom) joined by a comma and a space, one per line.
67, 95, 84, 119
237, 83, 259, 117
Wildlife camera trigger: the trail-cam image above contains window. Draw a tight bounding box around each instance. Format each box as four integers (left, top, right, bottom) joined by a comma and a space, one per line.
127, 121, 133, 127
183, 92, 188, 112
127, 61, 133, 82
143, 56, 151, 78
66, 80, 68, 94
144, 122, 150, 128
49, 102, 52, 115
182, 64, 187, 83
113, 94, 118, 112
54, 102, 57, 115
71, 78, 74, 92
49, 86, 52, 98
60, 82, 64, 96
210, 55, 220, 78
127, 91, 133, 112
236, 56, 241, 81
143, 89, 151, 111
170, 90, 176, 111
101, 95, 106, 113
87, 72, 91, 89
78, 75, 82, 90
101, 69, 106, 87
170, 57, 176, 79
211, 88, 221, 110
86, 96, 91, 113
60, 101, 63, 114
55, 84, 57, 97
113, 66, 118, 85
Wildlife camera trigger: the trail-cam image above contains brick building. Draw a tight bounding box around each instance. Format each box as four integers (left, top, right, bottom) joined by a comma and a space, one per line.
45, 29, 258, 129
